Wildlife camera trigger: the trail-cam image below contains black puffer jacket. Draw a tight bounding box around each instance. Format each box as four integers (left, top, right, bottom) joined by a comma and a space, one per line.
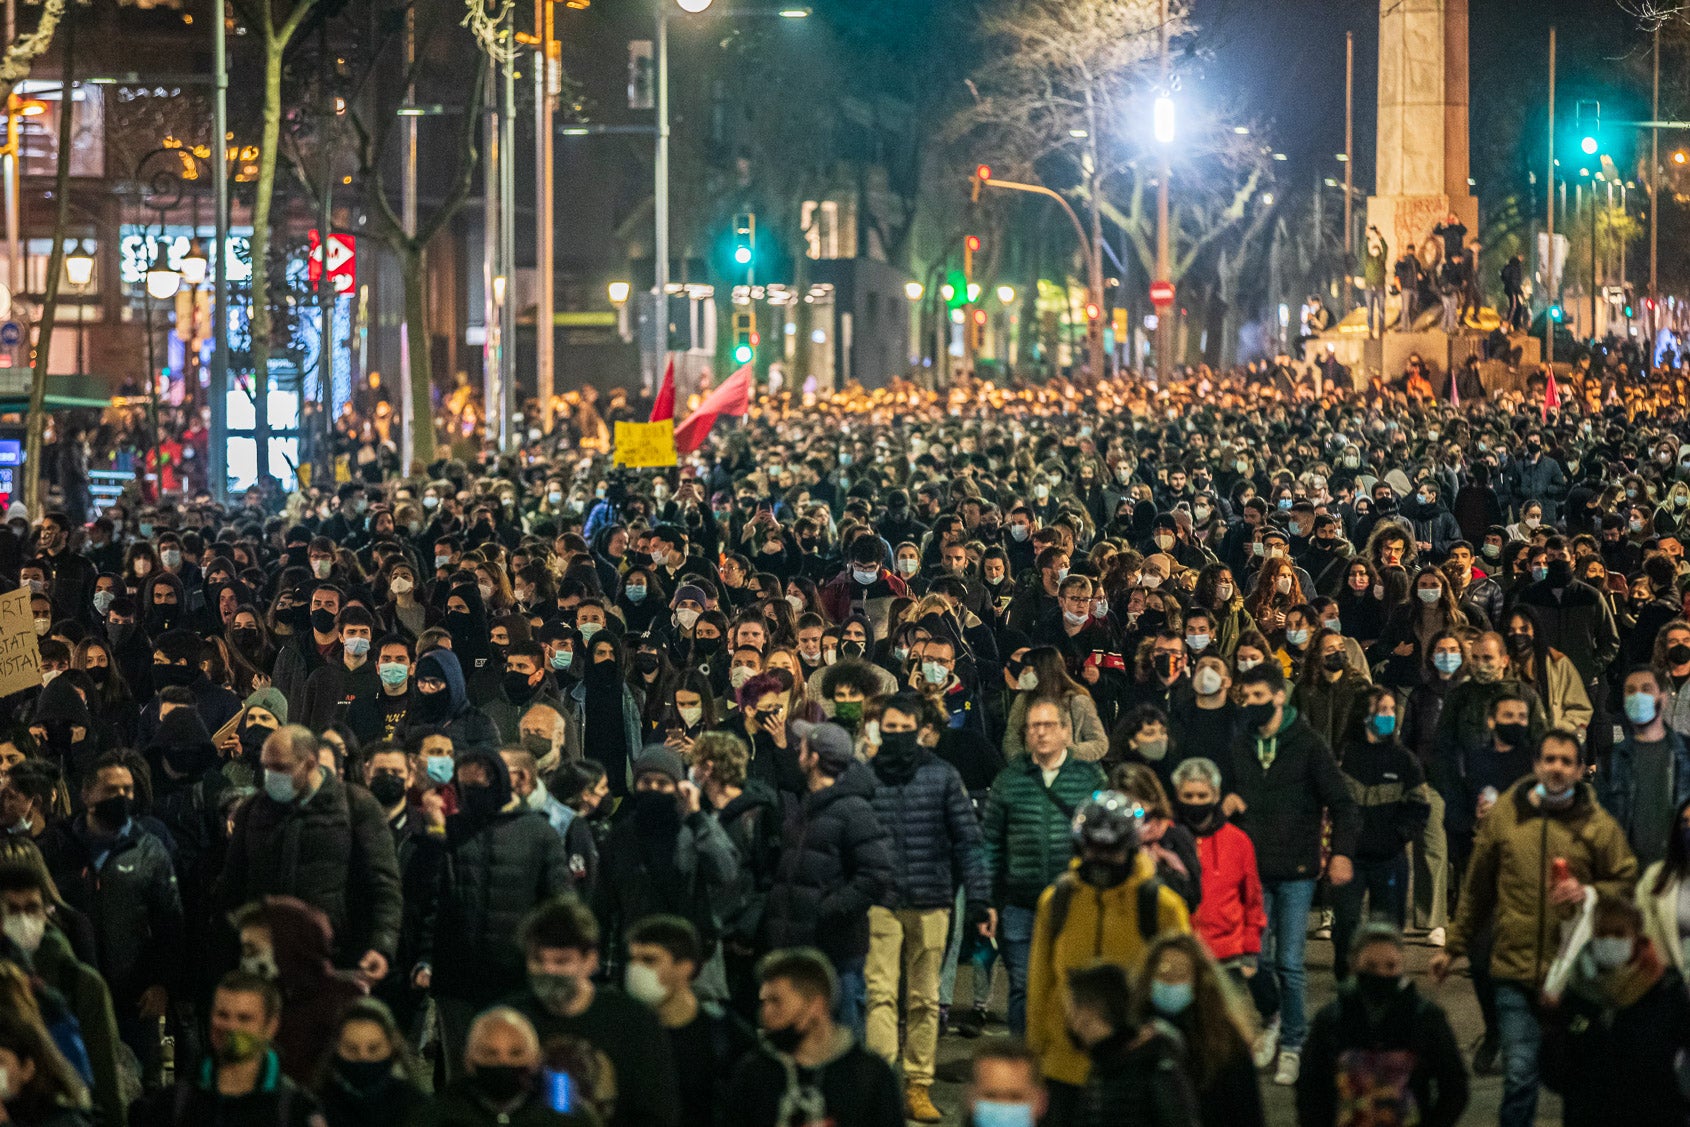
428, 751, 573, 1004
39, 817, 182, 1000
867, 749, 991, 911
762, 762, 893, 962
217, 767, 403, 966
713, 780, 783, 946
1225, 710, 1360, 883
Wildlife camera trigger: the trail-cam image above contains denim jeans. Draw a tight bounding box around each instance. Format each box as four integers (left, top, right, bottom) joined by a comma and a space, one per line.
999, 905, 1037, 1038
833, 955, 867, 1041
1366, 288, 1386, 336
940, 885, 996, 1010
1261, 878, 1317, 1050
1495, 981, 1543, 1127
1330, 853, 1408, 981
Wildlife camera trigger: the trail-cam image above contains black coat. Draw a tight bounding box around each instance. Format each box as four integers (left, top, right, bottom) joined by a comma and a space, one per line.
217, 769, 404, 965
1078, 1026, 1201, 1127
1226, 714, 1361, 883
1297, 979, 1469, 1127
865, 751, 991, 911
1549, 966, 1690, 1127
761, 763, 893, 962
725, 1033, 903, 1127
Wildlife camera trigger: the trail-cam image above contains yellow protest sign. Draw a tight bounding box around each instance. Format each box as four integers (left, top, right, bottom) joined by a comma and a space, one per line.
613, 420, 678, 468
0, 588, 42, 697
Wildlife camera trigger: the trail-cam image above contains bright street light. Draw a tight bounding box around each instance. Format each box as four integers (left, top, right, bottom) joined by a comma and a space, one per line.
144, 243, 180, 300
904, 281, 924, 301
180, 238, 209, 287
1581, 135, 1598, 155
64, 240, 93, 287
997, 285, 1016, 305
675, 0, 713, 11
607, 280, 631, 305
1153, 95, 1175, 145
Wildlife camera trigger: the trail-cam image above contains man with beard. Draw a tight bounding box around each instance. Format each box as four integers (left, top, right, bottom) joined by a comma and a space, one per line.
425, 748, 573, 1078
592, 747, 740, 991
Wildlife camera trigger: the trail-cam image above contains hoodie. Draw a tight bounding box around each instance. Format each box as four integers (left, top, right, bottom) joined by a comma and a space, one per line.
248, 896, 367, 1083
399, 649, 499, 754
31, 675, 100, 786
725, 1026, 904, 1127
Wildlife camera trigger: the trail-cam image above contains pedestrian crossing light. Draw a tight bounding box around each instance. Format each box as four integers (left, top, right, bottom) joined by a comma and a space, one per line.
1549, 304, 1565, 323
1581, 135, 1598, 156
732, 310, 755, 365
732, 213, 755, 268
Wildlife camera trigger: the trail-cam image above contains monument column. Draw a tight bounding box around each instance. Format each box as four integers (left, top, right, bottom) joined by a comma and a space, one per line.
1366, 0, 1479, 264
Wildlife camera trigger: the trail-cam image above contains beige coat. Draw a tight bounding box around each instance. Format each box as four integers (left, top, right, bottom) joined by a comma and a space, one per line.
1637, 860, 1689, 978
1004, 690, 1108, 762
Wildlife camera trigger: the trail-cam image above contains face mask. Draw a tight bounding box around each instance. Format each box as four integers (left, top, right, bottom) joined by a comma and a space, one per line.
1053, 567, 1069, 583
1274, 575, 1294, 596
1322, 652, 1349, 673
311, 559, 333, 579
1079, 858, 1134, 889
625, 962, 669, 1007
133, 558, 152, 576
1432, 651, 1463, 675
1285, 628, 1310, 646
972, 1101, 1036, 1127
161, 549, 182, 569
472, 1065, 532, 1102
551, 649, 573, 672
1354, 971, 1402, 1008
1482, 543, 1501, 559
1008, 524, 1030, 542
2, 912, 45, 955
1492, 721, 1529, 748
763, 1021, 807, 1055
310, 608, 338, 635
1241, 700, 1277, 732
264, 770, 299, 804
675, 608, 700, 631
1417, 587, 1442, 604
1589, 936, 1634, 971
1369, 713, 1397, 738
725, 665, 755, 691
1236, 656, 1262, 674
240, 949, 280, 979
344, 636, 371, 658
92, 589, 114, 616
1136, 736, 1168, 761
921, 660, 948, 686
1150, 979, 1195, 1016
216, 1029, 269, 1064
1624, 692, 1659, 725
478, 582, 496, 603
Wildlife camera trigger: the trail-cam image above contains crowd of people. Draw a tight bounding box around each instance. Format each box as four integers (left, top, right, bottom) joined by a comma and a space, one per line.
6, 355, 1690, 1127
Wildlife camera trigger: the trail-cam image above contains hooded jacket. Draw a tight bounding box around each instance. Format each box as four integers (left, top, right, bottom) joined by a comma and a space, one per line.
1297, 977, 1469, 1127
398, 649, 499, 754
1188, 814, 1265, 961
250, 896, 368, 1083
1027, 854, 1192, 1086
1447, 778, 1637, 985
1225, 708, 1361, 882
30, 676, 102, 789
865, 746, 990, 912
762, 762, 894, 962
428, 750, 573, 1004
724, 1025, 904, 1127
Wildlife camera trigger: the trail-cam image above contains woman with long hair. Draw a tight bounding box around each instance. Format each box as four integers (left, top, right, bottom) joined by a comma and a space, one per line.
1400, 629, 1466, 942
1503, 604, 1594, 734
311, 998, 428, 1127
1245, 557, 1304, 648
1334, 558, 1387, 648
1131, 933, 1264, 1127
1109, 762, 1201, 911
0, 1007, 90, 1127
1193, 564, 1256, 659
1368, 565, 1466, 691
1002, 645, 1108, 761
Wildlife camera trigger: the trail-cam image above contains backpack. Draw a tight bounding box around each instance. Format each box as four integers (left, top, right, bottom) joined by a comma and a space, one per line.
1044, 870, 1166, 943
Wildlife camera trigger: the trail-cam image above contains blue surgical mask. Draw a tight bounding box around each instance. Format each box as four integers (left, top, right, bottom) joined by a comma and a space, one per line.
1285, 628, 1310, 646
425, 755, 454, 785
922, 660, 948, 685
344, 636, 371, 658
625, 584, 648, 604
263, 769, 298, 804
551, 649, 573, 671
1150, 979, 1195, 1016
852, 567, 880, 585
378, 662, 409, 687
1531, 565, 1548, 582
972, 1101, 1035, 1127
1432, 652, 1463, 674
1369, 713, 1397, 738
1624, 691, 1659, 725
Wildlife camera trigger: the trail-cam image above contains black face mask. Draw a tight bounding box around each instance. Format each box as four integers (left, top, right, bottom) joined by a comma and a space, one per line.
460, 783, 504, 821
1322, 652, 1349, 673
334, 1056, 392, 1093
1495, 722, 1530, 748
692, 636, 721, 657
1152, 653, 1177, 679
874, 730, 920, 771
233, 627, 262, 652
1545, 560, 1573, 585
1506, 632, 1534, 655
367, 773, 408, 808
154, 663, 198, 689
240, 723, 275, 760
310, 608, 338, 634
446, 611, 475, 634
92, 794, 132, 828
108, 622, 136, 648
471, 1065, 531, 1103
763, 1022, 806, 1055
1240, 701, 1277, 733
1176, 800, 1219, 831
502, 669, 540, 704
87, 665, 109, 685
633, 652, 662, 675
1078, 857, 1134, 889
413, 688, 452, 723
840, 640, 865, 660
1669, 643, 1690, 667
1353, 971, 1402, 1009
146, 605, 178, 632
630, 789, 682, 835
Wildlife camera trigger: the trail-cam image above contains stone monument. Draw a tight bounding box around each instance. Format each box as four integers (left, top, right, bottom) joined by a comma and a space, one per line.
1365, 0, 1479, 262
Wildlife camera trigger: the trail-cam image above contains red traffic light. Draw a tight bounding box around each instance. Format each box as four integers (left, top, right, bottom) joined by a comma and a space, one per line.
973, 309, 987, 325
1085, 302, 1101, 321
750, 332, 761, 346
976, 164, 992, 182
965, 235, 981, 252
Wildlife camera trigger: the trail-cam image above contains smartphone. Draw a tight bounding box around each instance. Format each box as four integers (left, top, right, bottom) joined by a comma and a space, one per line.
543, 1069, 573, 1114
666, 726, 685, 742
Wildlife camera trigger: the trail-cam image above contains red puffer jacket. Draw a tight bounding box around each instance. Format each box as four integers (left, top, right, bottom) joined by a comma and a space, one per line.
1191, 820, 1266, 960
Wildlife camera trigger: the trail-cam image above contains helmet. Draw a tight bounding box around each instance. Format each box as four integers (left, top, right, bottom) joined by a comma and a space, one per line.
1070, 791, 1143, 850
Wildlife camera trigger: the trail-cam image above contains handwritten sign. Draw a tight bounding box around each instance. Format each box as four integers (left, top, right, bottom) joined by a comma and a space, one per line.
0, 588, 42, 697
613, 420, 677, 468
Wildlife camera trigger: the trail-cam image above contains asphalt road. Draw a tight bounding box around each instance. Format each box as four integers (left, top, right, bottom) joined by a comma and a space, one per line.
926, 930, 1561, 1125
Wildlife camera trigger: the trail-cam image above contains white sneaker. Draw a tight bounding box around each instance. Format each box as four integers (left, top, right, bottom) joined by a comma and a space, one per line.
1427, 927, 1446, 948
1313, 908, 1333, 940
1252, 1019, 1280, 1070
1274, 1049, 1301, 1086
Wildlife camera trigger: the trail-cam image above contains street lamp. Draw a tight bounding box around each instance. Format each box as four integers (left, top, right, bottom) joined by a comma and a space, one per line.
904, 281, 923, 301
64, 240, 93, 288
179, 237, 208, 288
145, 244, 181, 301
607, 280, 631, 305
1153, 94, 1176, 145
997, 285, 1016, 305
675, 0, 712, 10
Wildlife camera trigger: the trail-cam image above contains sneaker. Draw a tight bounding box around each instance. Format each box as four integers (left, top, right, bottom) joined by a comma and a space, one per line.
1427, 926, 1446, 948
905, 1084, 943, 1123
1313, 908, 1333, 940
1273, 1049, 1301, 1087
1252, 1019, 1280, 1070
1472, 1033, 1500, 1076
954, 1005, 986, 1039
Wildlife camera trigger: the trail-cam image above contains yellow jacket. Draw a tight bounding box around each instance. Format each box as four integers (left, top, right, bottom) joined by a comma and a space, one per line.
1026, 852, 1192, 1085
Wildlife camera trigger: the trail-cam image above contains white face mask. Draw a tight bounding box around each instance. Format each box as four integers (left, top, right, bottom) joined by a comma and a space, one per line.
2, 911, 45, 954
1017, 669, 1039, 692
678, 705, 703, 726
626, 962, 668, 1006
675, 608, 700, 631
1193, 667, 1224, 696
389, 576, 413, 595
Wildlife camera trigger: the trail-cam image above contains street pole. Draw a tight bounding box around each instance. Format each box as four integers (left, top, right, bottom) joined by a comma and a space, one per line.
499, 35, 516, 448
653, 8, 669, 392
534, 0, 555, 431
399, 0, 417, 471
1546, 25, 1556, 366
316, 19, 335, 483
1154, 0, 1171, 377
1343, 30, 1354, 313
482, 58, 500, 447
209, 0, 229, 500
1652, 23, 1660, 346
4, 0, 18, 301
1591, 178, 1598, 343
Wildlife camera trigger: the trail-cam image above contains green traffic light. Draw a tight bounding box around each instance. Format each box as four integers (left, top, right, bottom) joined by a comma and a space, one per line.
1581, 135, 1598, 155
1549, 305, 1564, 323
734, 344, 753, 364
734, 246, 752, 265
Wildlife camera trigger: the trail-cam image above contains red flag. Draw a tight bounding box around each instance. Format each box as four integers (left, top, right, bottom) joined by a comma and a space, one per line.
650, 356, 676, 422
674, 365, 754, 454
1542, 368, 1560, 422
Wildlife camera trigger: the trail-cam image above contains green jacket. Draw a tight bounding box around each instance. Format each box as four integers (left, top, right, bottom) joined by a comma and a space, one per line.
1432, 677, 1548, 796
982, 753, 1108, 909
32, 924, 125, 1127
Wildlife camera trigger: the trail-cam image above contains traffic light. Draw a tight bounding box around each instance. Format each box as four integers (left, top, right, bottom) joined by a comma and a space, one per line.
732, 311, 755, 366
970, 308, 987, 353
1085, 302, 1102, 322
732, 213, 756, 268
1549, 303, 1565, 323
1575, 99, 1601, 157
972, 164, 991, 203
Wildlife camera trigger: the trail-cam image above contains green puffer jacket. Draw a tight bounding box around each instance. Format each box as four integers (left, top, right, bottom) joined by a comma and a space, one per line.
982, 754, 1108, 910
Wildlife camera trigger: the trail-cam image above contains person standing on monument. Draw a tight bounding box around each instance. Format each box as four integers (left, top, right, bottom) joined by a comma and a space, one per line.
1394, 244, 1422, 330
1502, 253, 1527, 331
1363, 227, 1389, 339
